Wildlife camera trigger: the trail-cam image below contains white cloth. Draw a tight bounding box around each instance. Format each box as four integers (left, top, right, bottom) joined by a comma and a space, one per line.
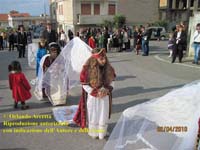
193, 30, 200, 43
176, 32, 181, 44
60, 33, 67, 41
123, 32, 128, 43
83, 85, 109, 139
39, 37, 92, 106
104, 81, 200, 150
34, 54, 50, 100
28, 43, 38, 69
52, 105, 78, 124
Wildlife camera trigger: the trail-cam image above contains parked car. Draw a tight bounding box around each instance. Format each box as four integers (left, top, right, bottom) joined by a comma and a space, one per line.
147, 26, 168, 40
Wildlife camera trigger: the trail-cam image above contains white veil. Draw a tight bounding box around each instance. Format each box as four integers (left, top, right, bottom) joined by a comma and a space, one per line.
28, 43, 38, 69
38, 37, 92, 105
104, 81, 200, 150
34, 54, 50, 100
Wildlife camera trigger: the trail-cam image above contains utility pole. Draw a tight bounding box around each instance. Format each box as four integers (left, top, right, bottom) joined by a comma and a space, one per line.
44, 0, 47, 24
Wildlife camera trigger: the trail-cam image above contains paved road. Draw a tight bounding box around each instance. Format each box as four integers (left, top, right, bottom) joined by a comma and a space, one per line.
0, 41, 200, 150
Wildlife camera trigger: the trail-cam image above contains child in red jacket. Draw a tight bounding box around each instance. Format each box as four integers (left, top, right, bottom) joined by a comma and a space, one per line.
8, 61, 31, 109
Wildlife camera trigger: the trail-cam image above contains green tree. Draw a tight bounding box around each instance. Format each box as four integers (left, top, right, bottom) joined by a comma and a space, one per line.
113, 14, 126, 28
102, 20, 114, 29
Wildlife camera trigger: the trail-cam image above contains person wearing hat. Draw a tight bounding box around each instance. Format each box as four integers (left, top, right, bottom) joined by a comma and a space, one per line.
36, 39, 47, 76
73, 48, 116, 140
42, 42, 60, 98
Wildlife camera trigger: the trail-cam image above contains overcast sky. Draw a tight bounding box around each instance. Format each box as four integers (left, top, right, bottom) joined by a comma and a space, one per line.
0, 0, 50, 16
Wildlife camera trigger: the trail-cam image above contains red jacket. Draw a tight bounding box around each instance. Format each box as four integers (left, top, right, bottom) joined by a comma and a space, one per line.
88, 37, 96, 49
9, 72, 31, 102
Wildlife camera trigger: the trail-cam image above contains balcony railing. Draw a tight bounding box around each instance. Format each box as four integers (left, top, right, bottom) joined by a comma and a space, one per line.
77, 14, 114, 25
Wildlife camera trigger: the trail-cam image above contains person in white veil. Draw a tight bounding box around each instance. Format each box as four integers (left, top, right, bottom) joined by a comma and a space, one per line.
35, 37, 92, 106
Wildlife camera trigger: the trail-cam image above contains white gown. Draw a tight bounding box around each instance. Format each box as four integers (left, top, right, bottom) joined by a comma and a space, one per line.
104, 81, 200, 150
83, 85, 109, 139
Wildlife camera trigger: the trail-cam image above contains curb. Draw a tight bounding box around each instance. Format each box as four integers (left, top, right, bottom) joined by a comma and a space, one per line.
154, 55, 200, 69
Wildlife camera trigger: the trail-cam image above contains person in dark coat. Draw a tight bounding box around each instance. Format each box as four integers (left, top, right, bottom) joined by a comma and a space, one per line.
0, 34, 3, 50
41, 23, 58, 46
172, 25, 187, 63
8, 31, 15, 51
17, 26, 27, 58
103, 28, 110, 52
68, 29, 74, 41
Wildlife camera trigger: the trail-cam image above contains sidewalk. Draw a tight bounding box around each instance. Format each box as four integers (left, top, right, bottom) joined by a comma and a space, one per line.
154, 52, 200, 69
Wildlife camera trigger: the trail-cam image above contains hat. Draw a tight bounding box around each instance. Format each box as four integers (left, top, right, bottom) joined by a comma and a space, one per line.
92, 48, 106, 59
49, 42, 61, 53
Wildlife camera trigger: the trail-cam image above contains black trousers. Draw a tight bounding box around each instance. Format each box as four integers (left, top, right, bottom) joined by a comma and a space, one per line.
18, 45, 26, 58
172, 44, 183, 63
9, 42, 14, 51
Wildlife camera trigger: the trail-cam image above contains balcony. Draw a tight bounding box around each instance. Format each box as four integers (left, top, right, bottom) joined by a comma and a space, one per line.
77, 14, 114, 25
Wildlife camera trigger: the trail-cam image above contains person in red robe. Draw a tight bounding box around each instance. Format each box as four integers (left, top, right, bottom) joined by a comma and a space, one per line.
88, 36, 96, 49
8, 61, 31, 109
73, 48, 116, 139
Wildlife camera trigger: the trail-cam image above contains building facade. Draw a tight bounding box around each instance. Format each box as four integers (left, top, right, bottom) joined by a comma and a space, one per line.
50, 0, 118, 32
118, 0, 160, 25
159, 0, 200, 29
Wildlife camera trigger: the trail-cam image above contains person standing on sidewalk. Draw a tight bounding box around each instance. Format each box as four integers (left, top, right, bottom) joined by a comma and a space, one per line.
17, 26, 27, 58
192, 23, 200, 65
141, 25, 152, 56
171, 25, 187, 63
8, 30, 15, 51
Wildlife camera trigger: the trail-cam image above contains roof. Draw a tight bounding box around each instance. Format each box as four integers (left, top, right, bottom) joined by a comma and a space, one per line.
10, 13, 30, 17
0, 14, 8, 21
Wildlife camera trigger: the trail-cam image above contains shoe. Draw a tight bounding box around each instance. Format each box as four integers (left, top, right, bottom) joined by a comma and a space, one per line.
21, 105, 29, 110
14, 104, 18, 109
192, 61, 195, 64
91, 136, 98, 139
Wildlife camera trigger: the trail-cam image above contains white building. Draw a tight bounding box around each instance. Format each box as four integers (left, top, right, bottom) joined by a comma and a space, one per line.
50, 0, 118, 32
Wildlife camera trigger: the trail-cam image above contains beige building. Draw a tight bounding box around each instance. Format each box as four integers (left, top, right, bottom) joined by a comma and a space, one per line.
159, 0, 200, 28
50, 0, 118, 32
118, 0, 159, 25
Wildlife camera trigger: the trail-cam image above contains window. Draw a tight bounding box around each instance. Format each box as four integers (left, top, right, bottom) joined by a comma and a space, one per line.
81, 4, 91, 15
191, 0, 194, 7
58, 4, 63, 15
108, 4, 116, 15
94, 4, 100, 15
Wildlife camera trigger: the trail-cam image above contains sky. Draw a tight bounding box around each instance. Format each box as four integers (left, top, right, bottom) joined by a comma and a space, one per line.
0, 0, 50, 16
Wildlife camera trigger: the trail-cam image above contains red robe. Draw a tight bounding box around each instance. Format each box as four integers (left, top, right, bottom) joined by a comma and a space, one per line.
73, 64, 115, 128
9, 72, 31, 102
